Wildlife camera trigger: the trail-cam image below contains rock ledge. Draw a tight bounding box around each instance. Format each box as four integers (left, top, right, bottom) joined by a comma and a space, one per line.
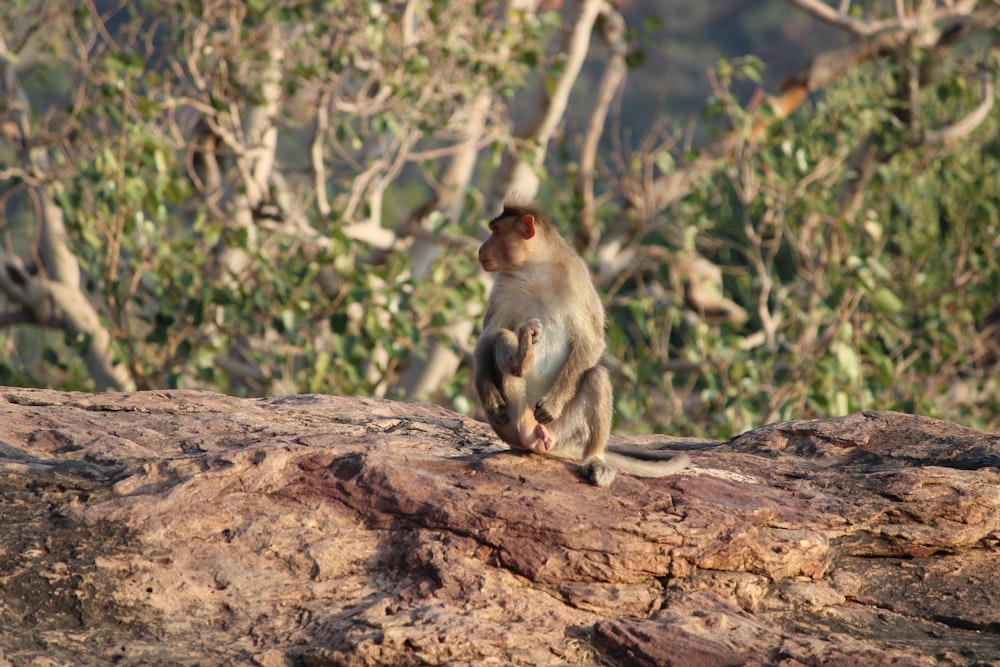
1, 388, 998, 666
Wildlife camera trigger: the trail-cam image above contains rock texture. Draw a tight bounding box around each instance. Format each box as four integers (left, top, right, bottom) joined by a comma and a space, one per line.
0, 388, 998, 666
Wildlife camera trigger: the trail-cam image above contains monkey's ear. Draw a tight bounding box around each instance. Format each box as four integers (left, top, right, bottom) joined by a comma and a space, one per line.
520, 215, 536, 240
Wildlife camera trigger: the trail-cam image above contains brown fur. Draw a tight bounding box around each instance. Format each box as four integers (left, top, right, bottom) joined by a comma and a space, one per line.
474, 201, 689, 487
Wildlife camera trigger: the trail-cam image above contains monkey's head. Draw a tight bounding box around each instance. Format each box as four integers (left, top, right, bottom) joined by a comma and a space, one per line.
478, 204, 548, 273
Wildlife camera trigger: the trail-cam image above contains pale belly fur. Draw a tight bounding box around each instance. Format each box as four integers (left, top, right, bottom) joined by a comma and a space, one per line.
523, 317, 570, 404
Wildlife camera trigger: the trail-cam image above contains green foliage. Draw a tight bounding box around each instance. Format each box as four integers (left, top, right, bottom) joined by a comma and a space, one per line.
598, 52, 1000, 438
3, 2, 999, 442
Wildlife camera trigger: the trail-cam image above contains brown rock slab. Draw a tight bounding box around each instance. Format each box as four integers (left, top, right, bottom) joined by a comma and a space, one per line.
0, 389, 998, 665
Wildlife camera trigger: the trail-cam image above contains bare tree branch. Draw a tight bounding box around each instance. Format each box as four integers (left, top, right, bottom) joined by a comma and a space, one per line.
786, 0, 887, 36
787, 0, 981, 37
0, 249, 134, 391
0, 309, 34, 326
574, 0, 627, 252
311, 90, 332, 218
923, 70, 994, 145
0, 32, 133, 391
488, 0, 604, 208
628, 5, 999, 221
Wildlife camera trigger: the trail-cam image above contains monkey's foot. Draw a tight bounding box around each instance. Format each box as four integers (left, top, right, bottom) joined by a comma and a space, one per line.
581, 458, 616, 488
518, 318, 543, 344
510, 319, 543, 377
520, 423, 553, 454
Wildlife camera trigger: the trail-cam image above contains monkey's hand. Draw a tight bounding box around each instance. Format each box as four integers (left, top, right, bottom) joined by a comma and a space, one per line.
533, 396, 562, 424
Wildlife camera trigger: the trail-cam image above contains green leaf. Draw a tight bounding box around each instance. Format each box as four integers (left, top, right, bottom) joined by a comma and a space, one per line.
654, 151, 675, 174
871, 288, 904, 314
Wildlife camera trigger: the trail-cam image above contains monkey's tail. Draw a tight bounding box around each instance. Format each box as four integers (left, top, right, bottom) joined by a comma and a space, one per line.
604, 451, 691, 478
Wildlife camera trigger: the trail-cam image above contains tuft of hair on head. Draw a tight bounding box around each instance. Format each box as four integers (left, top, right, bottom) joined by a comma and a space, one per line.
503, 190, 529, 208
500, 195, 550, 229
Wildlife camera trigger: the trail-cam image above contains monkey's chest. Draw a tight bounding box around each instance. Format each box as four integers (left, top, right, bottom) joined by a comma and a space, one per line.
524, 321, 570, 401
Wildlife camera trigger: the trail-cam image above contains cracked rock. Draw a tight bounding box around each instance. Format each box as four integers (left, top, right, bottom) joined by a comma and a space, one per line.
0, 388, 998, 665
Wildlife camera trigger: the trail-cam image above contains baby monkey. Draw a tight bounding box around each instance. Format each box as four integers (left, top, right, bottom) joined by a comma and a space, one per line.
474, 201, 690, 487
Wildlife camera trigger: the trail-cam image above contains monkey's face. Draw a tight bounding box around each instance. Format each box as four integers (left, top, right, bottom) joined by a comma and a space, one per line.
479, 213, 536, 272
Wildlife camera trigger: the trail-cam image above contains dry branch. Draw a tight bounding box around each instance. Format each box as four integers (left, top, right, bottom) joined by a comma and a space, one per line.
626, 4, 999, 221
574, 0, 628, 252
923, 70, 994, 145
0, 33, 133, 391
0, 251, 133, 390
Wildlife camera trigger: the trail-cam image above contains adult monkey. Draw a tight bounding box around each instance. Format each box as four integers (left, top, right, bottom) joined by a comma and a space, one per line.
474, 200, 689, 487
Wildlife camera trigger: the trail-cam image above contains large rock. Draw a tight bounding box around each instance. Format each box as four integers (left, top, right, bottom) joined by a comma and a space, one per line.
0, 388, 998, 666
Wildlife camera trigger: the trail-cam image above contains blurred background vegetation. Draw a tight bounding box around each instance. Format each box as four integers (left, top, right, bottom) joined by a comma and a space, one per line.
1, 0, 998, 440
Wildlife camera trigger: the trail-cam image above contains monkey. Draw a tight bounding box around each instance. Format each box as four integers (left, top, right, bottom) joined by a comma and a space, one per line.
474, 200, 690, 487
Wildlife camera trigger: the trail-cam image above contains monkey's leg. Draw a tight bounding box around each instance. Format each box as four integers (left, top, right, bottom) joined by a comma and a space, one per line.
475, 332, 511, 427
479, 321, 542, 390
494, 327, 553, 453
574, 365, 615, 487
478, 330, 543, 448
497, 319, 542, 377
512, 320, 552, 452
516, 318, 543, 375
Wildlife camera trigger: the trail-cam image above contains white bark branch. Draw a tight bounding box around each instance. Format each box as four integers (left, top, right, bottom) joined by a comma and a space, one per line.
393, 91, 493, 401
575, 1, 627, 250
0, 32, 132, 391
787, 0, 981, 37
0, 251, 134, 390
311, 90, 332, 218
488, 0, 604, 208
923, 72, 994, 145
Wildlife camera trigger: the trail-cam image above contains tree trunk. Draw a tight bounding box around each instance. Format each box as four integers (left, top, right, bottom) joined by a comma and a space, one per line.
395, 0, 601, 403
393, 92, 492, 401
0, 35, 133, 391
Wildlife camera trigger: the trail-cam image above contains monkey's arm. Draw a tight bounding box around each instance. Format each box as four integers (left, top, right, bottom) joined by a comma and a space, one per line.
534, 265, 607, 424
533, 325, 604, 423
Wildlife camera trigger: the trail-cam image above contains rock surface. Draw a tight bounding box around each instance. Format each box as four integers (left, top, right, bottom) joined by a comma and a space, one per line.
0, 387, 998, 666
